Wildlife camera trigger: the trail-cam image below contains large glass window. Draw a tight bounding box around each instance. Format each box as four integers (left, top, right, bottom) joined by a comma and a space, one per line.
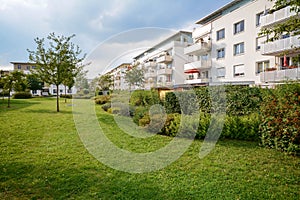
217, 28, 225, 40
234, 42, 244, 55
256, 61, 270, 74
234, 20, 244, 34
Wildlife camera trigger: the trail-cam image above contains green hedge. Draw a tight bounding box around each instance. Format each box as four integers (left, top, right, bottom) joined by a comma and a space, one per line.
259, 83, 300, 155
13, 92, 32, 99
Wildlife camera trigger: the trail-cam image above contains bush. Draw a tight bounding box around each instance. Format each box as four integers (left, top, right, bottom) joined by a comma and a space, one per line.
0, 91, 10, 97
259, 83, 300, 155
101, 103, 111, 112
60, 94, 72, 99
130, 90, 160, 106
95, 95, 111, 105
13, 92, 32, 99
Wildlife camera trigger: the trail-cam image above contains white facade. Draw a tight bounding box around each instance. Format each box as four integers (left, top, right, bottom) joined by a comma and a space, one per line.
185, 0, 280, 85
108, 63, 130, 90
134, 31, 193, 89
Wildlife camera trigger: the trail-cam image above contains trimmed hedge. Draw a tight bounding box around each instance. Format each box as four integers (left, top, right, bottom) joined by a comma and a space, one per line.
13, 92, 32, 99
259, 83, 300, 155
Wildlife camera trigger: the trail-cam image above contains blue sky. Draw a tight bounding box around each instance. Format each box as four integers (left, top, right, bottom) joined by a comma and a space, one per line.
0, 0, 231, 76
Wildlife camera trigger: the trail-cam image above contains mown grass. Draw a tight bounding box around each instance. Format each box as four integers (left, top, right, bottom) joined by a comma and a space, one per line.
0, 98, 299, 199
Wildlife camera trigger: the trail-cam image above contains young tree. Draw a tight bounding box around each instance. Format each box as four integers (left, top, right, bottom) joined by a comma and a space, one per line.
62, 75, 75, 103
28, 33, 87, 112
27, 74, 43, 94
124, 66, 144, 90
2, 71, 27, 108
98, 74, 113, 91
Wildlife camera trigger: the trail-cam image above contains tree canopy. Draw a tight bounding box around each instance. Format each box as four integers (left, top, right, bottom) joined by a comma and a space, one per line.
124, 65, 144, 90
260, 0, 300, 42
27, 32, 87, 112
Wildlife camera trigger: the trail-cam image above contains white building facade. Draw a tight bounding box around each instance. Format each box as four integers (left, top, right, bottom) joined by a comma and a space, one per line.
133, 31, 193, 89
185, 0, 299, 86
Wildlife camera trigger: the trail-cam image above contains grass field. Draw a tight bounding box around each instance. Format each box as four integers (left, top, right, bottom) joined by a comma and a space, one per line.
0, 98, 299, 199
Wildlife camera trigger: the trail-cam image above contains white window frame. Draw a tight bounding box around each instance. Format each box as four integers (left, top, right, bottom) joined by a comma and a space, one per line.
233, 64, 245, 77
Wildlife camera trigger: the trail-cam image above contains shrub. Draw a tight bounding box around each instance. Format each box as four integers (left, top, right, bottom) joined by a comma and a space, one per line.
95, 95, 111, 105
101, 103, 111, 112
13, 92, 32, 99
60, 94, 72, 99
130, 90, 160, 106
259, 83, 300, 155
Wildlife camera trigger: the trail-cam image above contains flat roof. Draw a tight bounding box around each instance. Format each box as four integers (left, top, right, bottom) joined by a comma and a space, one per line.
195, 0, 247, 25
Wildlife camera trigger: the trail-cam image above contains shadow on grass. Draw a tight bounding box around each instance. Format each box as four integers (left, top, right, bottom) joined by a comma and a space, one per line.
0, 99, 40, 112
0, 161, 163, 199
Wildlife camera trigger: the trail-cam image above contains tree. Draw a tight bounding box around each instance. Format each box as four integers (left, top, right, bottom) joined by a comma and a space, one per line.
2, 71, 27, 108
27, 74, 43, 93
98, 74, 113, 91
28, 32, 87, 112
62, 75, 75, 103
260, 0, 300, 41
124, 65, 144, 90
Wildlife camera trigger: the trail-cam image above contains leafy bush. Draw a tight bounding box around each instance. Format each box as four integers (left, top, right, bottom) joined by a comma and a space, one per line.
0, 91, 10, 97
101, 103, 111, 112
259, 83, 300, 155
13, 92, 32, 99
95, 95, 111, 105
130, 89, 160, 106
60, 94, 72, 99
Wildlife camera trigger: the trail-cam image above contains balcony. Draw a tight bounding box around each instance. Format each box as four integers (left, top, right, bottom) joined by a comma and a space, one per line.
157, 81, 173, 87
145, 72, 157, 79
261, 35, 300, 55
144, 61, 156, 68
184, 60, 212, 72
157, 68, 172, 75
184, 42, 211, 56
261, 6, 297, 28
184, 78, 210, 85
260, 68, 300, 83
157, 55, 172, 63
192, 24, 212, 39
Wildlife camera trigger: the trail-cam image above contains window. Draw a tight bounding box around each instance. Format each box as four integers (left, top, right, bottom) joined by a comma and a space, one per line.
256, 36, 266, 50
256, 61, 270, 74
32, 66, 36, 69
217, 48, 225, 59
217, 29, 225, 40
17, 65, 21, 69
26, 66, 30, 70
234, 20, 244, 34
59, 89, 63, 93
256, 12, 263, 26
233, 64, 245, 77
217, 67, 226, 78
53, 89, 57, 94
201, 71, 209, 79
234, 42, 244, 55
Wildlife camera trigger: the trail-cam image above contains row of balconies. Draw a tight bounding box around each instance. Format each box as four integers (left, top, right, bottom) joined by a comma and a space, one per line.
260, 67, 300, 83
144, 68, 172, 78
260, 6, 297, 28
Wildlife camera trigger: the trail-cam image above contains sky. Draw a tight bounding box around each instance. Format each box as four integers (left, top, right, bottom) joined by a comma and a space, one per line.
0, 0, 232, 78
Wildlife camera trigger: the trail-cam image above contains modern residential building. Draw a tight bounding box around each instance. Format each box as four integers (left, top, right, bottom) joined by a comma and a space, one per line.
108, 63, 131, 90
133, 31, 193, 89
11, 62, 75, 96
184, 0, 282, 86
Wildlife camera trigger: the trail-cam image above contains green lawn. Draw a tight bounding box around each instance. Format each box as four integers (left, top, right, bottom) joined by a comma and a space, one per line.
0, 98, 299, 199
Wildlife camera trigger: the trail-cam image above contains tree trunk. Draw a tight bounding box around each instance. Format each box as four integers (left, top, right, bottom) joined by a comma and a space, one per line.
7, 89, 11, 108
56, 84, 60, 112
64, 85, 67, 103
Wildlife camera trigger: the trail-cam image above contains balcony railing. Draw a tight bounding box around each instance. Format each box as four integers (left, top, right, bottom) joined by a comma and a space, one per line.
261, 35, 300, 55
184, 60, 212, 71
157, 68, 172, 75
260, 67, 300, 83
261, 6, 297, 28
184, 42, 211, 56
144, 61, 156, 68
145, 72, 157, 78
156, 55, 172, 63
184, 78, 210, 85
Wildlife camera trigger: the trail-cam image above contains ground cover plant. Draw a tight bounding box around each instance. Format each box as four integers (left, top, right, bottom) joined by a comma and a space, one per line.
0, 98, 299, 199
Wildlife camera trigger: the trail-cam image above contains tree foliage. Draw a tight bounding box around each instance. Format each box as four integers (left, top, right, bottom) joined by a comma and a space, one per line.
124, 65, 144, 90
98, 74, 113, 91
27, 32, 87, 112
260, 0, 300, 41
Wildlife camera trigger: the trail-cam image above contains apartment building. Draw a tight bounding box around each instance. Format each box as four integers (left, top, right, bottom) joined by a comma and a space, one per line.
133, 31, 193, 89
108, 63, 131, 90
11, 62, 75, 96
184, 0, 298, 86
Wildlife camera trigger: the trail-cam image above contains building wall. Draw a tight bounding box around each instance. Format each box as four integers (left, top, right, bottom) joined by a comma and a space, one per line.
189, 0, 276, 85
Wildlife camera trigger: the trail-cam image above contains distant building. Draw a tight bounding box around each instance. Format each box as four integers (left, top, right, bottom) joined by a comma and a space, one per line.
107, 63, 131, 90
10, 62, 75, 96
